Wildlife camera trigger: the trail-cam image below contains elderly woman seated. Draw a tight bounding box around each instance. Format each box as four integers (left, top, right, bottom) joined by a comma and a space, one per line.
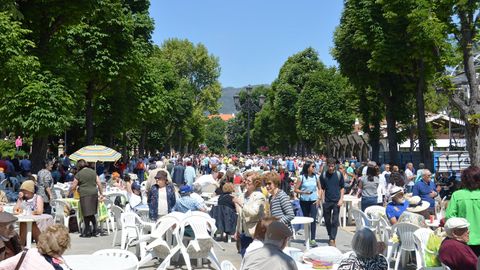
338, 228, 388, 270
13, 180, 44, 245
0, 224, 71, 269
439, 217, 478, 269
0, 212, 22, 260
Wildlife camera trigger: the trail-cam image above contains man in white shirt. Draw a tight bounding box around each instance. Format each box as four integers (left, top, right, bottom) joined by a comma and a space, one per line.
405, 162, 415, 193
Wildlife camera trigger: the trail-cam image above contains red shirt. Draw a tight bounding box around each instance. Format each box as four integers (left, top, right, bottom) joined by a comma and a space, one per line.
439, 238, 477, 270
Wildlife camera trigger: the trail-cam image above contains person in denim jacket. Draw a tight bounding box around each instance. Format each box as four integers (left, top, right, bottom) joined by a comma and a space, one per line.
148, 171, 176, 221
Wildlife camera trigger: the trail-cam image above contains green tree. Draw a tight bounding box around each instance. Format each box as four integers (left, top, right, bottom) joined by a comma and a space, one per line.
204, 117, 228, 154
296, 67, 356, 155
437, 0, 480, 165
271, 48, 324, 153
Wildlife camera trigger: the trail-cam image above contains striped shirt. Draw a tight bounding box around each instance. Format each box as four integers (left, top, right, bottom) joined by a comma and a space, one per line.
269, 190, 294, 225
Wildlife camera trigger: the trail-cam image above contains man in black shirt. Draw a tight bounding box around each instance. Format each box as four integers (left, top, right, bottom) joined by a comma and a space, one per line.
320, 158, 344, 247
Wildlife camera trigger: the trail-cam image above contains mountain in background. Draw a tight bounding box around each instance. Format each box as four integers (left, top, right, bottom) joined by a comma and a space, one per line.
217, 85, 269, 114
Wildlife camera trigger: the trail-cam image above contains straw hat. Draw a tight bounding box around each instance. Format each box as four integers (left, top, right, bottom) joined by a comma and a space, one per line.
390, 186, 404, 198
406, 196, 430, 213
20, 180, 35, 193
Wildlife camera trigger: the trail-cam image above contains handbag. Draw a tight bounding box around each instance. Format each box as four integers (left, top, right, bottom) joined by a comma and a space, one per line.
14, 249, 28, 270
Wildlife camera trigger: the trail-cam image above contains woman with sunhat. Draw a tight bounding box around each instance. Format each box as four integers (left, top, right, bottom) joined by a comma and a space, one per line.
397, 195, 429, 228
439, 217, 478, 269
13, 180, 44, 245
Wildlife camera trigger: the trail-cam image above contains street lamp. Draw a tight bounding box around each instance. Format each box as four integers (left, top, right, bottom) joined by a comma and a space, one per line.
233, 85, 266, 154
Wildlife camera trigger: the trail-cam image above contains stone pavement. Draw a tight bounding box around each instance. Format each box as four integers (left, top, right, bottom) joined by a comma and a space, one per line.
62, 222, 354, 270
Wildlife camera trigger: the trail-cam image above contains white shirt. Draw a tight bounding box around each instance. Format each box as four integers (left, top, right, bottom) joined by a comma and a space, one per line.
405, 168, 414, 186
157, 187, 168, 216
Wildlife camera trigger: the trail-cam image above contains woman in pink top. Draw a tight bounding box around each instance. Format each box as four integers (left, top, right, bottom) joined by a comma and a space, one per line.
15, 136, 22, 152
0, 224, 71, 270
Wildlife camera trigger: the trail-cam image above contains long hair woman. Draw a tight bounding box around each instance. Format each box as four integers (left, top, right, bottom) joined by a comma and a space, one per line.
294, 160, 320, 246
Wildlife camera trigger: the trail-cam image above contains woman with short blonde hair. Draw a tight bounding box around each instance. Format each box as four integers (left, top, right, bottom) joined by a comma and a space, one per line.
0, 224, 71, 270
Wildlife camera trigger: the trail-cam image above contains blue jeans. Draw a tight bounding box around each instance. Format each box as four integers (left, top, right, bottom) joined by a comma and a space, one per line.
323, 201, 340, 241
300, 200, 318, 241
361, 196, 380, 212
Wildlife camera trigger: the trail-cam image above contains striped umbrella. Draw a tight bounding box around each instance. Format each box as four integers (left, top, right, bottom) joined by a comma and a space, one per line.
69, 145, 121, 162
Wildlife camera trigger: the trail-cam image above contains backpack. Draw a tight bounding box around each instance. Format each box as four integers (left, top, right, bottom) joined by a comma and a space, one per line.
321, 170, 342, 185
135, 161, 145, 171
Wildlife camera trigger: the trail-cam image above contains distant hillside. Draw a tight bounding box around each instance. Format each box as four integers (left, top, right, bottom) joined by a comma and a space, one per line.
218, 87, 241, 114
218, 85, 269, 114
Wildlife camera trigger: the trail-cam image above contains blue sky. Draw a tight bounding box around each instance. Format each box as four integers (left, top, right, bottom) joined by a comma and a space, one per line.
149, 1, 344, 88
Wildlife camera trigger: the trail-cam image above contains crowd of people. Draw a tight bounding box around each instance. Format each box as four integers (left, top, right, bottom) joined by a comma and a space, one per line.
0, 151, 478, 269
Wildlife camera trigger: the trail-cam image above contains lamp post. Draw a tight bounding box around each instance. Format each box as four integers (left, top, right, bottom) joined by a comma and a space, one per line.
233, 85, 266, 154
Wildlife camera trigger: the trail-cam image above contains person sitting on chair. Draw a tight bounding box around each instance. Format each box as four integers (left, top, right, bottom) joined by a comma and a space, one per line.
241, 221, 298, 270
439, 217, 478, 269
0, 212, 22, 260
385, 186, 408, 225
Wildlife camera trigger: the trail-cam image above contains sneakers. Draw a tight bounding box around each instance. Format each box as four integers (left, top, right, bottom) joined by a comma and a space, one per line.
328, 239, 336, 247
309, 240, 317, 246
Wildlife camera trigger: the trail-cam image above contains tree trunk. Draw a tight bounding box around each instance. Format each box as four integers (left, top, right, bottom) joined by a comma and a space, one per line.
465, 120, 480, 166
139, 127, 146, 157
122, 132, 128, 163
31, 136, 48, 173
416, 59, 432, 169
370, 119, 381, 163
384, 96, 399, 165
85, 81, 95, 144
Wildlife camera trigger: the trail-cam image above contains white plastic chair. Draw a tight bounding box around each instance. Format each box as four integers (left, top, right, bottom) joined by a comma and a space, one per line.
52, 200, 76, 228
52, 187, 65, 199
220, 260, 237, 270
106, 192, 128, 208
364, 205, 386, 219
178, 211, 225, 270
111, 205, 124, 247
414, 228, 437, 270
92, 249, 138, 270
351, 208, 377, 232
393, 222, 421, 270
136, 213, 184, 269
120, 212, 153, 250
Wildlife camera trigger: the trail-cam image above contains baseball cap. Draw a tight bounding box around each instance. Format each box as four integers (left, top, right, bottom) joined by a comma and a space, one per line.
179, 185, 193, 195
265, 221, 292, 241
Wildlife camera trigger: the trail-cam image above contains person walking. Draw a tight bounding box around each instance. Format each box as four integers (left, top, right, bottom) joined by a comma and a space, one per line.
69, 159, 103, 237
320, 158, 344, 247
358, 161, 381, 211
294, 160, 320, 246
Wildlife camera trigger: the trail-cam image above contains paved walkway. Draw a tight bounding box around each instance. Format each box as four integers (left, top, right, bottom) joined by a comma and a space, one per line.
63, 222, 354, 269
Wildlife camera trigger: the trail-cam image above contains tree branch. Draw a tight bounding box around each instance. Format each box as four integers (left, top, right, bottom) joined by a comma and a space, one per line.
450, 92, 469, 113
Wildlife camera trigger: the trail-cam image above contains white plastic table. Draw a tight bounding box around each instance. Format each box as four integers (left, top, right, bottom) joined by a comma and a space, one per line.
62, 254, 137, 270
341, 195, 360, 227
16, 216, 34, 248
16, 214, 54, 248
291, 216, 314, 250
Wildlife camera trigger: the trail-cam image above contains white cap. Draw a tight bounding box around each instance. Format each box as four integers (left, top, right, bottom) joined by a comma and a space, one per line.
445, 217, 470, 233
